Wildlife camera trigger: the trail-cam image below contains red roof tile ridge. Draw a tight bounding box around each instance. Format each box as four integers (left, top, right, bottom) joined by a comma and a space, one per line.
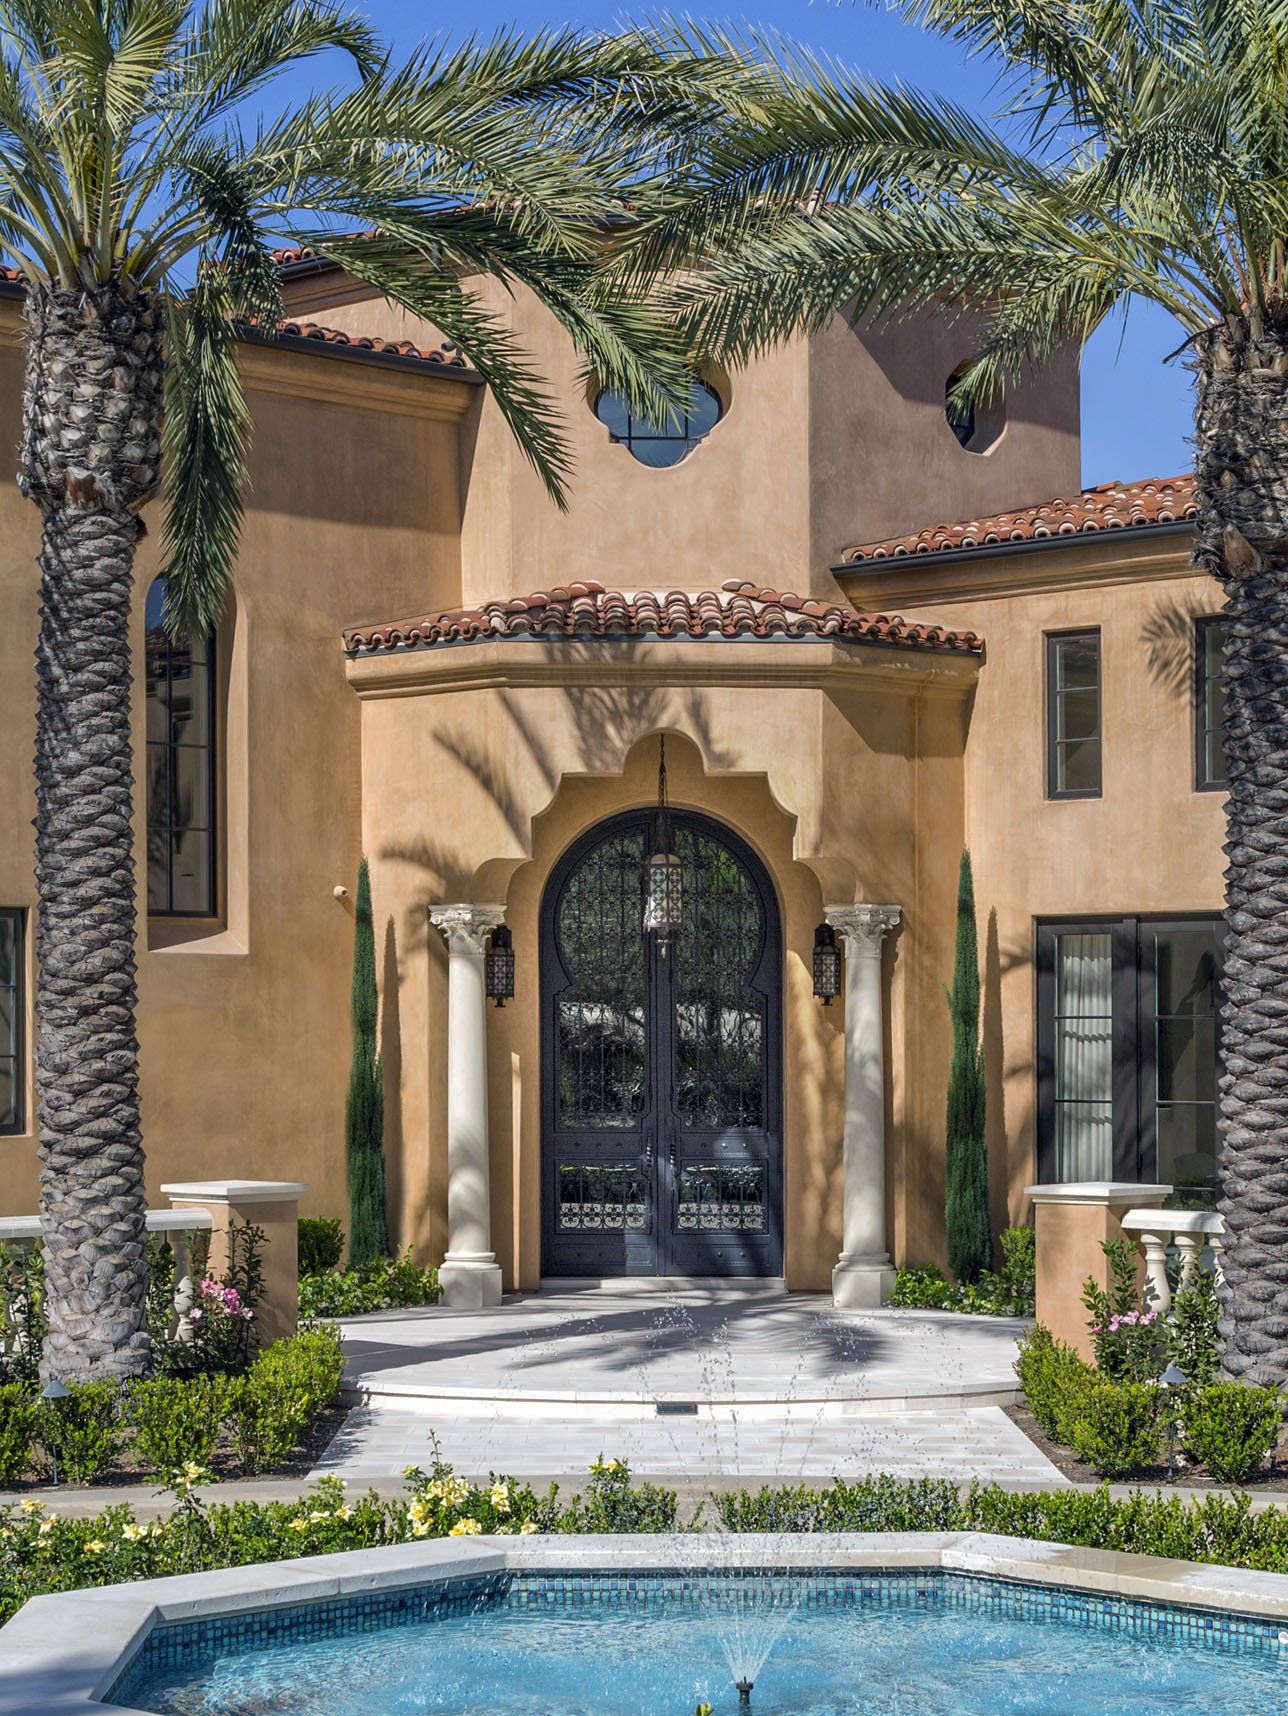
841, 473, 1197, 565
275, 318, 471, 371
345, 583, 981, 657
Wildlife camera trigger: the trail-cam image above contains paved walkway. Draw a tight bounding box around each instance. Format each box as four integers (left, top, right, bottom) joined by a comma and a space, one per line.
338, 1284, 1028, 1410
317, 1283, 1059, 1486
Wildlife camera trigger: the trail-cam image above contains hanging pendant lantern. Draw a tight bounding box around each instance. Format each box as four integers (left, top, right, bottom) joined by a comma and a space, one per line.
813, 921, 841, 1004
485, 924, 515, 1007
643, 736, 683, 948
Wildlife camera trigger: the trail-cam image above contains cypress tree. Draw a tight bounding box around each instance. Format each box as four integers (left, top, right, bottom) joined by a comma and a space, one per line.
346, 857, 389, 1267
945, 848, 990, 1282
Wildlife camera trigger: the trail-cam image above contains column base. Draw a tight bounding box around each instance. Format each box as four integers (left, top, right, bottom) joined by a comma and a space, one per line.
832, 1253, 896, 1309
438, 1257, 504, 1310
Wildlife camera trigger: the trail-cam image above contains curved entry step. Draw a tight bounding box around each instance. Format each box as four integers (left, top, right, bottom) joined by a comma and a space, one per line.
336, 1291, 1028, 1419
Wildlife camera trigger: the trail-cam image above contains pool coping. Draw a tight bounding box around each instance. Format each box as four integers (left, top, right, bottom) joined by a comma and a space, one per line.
6, 1531, 1288, 1716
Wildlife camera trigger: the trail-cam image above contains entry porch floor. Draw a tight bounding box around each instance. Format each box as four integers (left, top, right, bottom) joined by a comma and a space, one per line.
316, 1282, 1062, 1487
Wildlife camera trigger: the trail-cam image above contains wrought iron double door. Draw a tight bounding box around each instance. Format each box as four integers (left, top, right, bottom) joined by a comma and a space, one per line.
541, 809, 783, 1277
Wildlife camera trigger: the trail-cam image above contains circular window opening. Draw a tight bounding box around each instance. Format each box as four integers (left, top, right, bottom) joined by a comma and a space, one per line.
946, 365, 1005, 454
594, 376, 722, 468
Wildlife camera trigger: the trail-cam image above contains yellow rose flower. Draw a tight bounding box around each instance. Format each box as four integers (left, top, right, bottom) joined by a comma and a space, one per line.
288, 1518, 309, 1532
449, 1518, 482, 1536
307, 1510, 330, 1522
519, 1521, 540, 1535
410, 1520, 431, 1538
336, 1506, 353, 1520
489, 1483, 510, 1513
122, 1524, 147, 1543
83, 1540, 106, 1555
19, 1498, 44, 1514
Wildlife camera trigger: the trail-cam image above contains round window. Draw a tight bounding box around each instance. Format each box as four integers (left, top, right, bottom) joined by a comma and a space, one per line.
594, 377, 722, 468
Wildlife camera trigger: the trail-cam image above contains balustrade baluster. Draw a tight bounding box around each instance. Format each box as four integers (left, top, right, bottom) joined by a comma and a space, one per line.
171, 1230, 196, 1345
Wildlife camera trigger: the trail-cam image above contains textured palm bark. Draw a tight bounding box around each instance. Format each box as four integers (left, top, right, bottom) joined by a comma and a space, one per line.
19, 280, 164, 1379
1194, 320, 1288, 1384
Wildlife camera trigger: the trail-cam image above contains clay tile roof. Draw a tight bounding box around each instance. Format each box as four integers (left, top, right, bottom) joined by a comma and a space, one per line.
274, 319, 473, 372
344, 579, 981, 655
840, 474, 1198, 565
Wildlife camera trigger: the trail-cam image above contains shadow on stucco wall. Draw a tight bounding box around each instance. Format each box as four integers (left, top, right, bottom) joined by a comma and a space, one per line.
1141, 594, 1210, 698
381, 914, 405, 1245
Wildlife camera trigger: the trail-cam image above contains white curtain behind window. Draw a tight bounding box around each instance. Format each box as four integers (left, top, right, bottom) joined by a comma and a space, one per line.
1055, 932, 1113, 1180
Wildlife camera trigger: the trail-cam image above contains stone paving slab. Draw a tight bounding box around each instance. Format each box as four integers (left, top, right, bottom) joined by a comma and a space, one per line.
310, 1403, 1068, 1487
338, 1287, 1029, 1410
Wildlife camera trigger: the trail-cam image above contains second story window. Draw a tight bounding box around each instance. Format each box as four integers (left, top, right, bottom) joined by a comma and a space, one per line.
594, 377, 722, 468
1196, 616, 1229, 791
1046, 630, 1102, 799
145, 578, 217, 917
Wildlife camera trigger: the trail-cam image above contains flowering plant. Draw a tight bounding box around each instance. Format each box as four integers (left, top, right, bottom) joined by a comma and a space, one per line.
1083, 1241, 1166, 1381
154, 1221, 264, 1377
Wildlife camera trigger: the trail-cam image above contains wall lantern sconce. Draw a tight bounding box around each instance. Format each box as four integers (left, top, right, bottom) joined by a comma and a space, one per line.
813, 921, 842, 1003
485, 924, 515, 1007
643, 736, 684, 951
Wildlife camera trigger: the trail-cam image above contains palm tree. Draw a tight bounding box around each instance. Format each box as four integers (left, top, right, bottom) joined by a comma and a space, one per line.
664, 0, 1288, 1381
0, 0, 820, 1379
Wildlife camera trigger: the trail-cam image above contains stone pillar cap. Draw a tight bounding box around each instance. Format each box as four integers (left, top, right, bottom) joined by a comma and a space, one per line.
1025, 1181, 1172, 1206
162, 1180, 308, 1203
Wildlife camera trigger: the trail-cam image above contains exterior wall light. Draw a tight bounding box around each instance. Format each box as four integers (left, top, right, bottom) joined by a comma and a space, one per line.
643, 736, 683, 951
813, 921, 842, 1003
485, 924, 515, 1007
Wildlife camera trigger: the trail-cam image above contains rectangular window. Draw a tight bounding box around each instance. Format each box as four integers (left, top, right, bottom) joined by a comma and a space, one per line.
145, 582, 217, 917
1037, 915, 1223, 1203
1196, 617, 1229, 791
1046, 630, 1102, 799
0, 909, 24, 1135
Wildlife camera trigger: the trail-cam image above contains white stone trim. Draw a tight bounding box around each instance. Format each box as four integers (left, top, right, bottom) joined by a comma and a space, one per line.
161, 1181, 308, 1204
12, 1532, 1288, 1714
1025, 1182, 1171, 1206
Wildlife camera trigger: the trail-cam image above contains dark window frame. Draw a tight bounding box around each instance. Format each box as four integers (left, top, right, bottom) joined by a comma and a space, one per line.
0, 907, 24, 1137
593, 377, 723, 467
1045, 629, 1103, 800
1035, 912, 1225, 1189
145, 583, 219, 919
1195, 615, 1229, 793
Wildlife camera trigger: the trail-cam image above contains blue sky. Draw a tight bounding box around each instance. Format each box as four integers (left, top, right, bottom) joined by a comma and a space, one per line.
297, 1, 1196, 488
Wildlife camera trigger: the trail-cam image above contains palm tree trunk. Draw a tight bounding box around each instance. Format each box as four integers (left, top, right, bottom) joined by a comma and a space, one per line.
1194, 320, 1288, 1385
19, 279, 165, 1380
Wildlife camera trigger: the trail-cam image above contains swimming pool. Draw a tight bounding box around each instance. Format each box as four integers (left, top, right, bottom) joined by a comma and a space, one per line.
109, 1565, 1288, 1716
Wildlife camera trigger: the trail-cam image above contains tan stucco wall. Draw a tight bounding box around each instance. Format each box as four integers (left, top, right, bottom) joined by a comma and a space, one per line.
841, 537, 1226, 1246
352, 640, 974, 1285
292, 279, 1080, 606
0, 313, 470, 1220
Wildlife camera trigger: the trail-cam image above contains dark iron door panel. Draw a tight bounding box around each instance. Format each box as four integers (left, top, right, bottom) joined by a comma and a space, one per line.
541, 809, 782, 1277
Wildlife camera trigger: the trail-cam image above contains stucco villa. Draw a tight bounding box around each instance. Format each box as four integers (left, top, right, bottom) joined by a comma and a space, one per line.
0, 254, 1223, 1309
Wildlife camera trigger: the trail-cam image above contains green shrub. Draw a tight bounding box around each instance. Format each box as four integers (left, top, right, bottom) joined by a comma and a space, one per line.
229, 1329, 345, 1475
1015, 1325, 1093, 1443
1168, 1271, 1220, 1387
998, 1225, 1036, 1310
299, 1252, 439, 1319
298, 1218, 344, 1277
1066, 1380, 1162, 1478
557, 1457, 679, 1533
36, 1381, 122, 1484
1182, 1383, 1282, 1484
889, 1264, 955, 1310
128, 1375, 230, 1475
0, 1383, 37, 1483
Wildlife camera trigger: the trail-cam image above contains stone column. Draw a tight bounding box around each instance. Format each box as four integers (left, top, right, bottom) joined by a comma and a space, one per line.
825, 904, 902, 1308
430, 905, 506, 1309
161, 1180, 307, 1344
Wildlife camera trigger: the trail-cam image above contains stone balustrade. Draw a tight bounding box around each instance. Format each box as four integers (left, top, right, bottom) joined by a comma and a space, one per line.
1120, 1207, 1225, 1316
0, 1179, 306, 1363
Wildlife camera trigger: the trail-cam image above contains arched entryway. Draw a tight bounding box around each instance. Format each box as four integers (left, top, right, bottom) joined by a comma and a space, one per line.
540, 808, 783, 1277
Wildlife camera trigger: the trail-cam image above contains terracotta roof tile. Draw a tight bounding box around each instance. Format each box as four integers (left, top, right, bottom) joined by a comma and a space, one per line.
274, 319, 472, 371
840, 474, 1198, 564
344, 579, 981, 655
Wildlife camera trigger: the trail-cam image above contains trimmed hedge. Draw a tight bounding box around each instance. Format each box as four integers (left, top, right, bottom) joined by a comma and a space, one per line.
9, 1466, 1288, 1629
0, 1329, 344, 1488
299, 1252, 439, 1319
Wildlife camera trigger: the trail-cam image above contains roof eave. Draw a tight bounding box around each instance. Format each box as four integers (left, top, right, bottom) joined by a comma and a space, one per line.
832, 517, 1193, 576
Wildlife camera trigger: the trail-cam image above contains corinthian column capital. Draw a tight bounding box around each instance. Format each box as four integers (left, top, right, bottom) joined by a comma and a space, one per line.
429, 903, 505, 955
824, 903, 902, 956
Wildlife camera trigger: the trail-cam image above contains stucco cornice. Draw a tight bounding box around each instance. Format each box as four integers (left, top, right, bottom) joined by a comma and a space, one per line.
344, 635, 980, 701
238, 340, 478, 421
835, 529, 1198, 608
